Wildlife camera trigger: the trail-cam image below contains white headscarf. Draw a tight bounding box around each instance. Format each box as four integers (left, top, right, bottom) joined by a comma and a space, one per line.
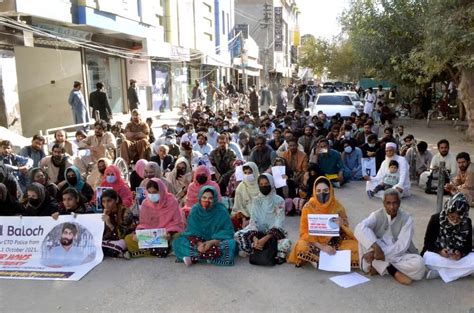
231, 161, 260, 217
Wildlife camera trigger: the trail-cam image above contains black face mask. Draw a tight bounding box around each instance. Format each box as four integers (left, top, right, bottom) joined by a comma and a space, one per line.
317, 192, 330, 204
196, 175, 207, 184
177, 169, 186, 176
99, 168, 106, 175
28, 198, 41, 207
259, 185, 272, 196
68, 177, 78, 185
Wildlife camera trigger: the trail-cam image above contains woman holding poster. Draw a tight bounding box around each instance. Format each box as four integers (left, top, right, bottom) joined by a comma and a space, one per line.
174, 186, 237, 266
124, 178, 184, 258
287, 176, 359, 268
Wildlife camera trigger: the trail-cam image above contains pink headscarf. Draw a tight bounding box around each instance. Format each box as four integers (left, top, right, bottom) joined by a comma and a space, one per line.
101, 165, 133, 208
184, 165, 222, 208
135, 159, 148, 179
138, 178, 184, 232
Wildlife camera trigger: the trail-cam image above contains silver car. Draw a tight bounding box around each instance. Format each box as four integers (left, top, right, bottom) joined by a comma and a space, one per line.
312, 93, 358, 117
336, 91, 364, 113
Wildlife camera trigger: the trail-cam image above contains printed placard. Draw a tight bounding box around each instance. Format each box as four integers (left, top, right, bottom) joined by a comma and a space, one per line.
308, 214, 340, 236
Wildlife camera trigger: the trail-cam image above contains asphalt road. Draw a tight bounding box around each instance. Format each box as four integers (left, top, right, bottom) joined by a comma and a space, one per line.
1, 117, 473, 313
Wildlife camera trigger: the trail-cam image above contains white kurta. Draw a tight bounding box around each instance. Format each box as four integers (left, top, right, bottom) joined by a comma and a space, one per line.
423, 251, 474, 283
355, 211, 425, 280
366, 155, 411, 197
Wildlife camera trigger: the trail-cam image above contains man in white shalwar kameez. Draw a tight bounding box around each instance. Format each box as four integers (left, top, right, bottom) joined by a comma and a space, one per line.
366, 142, 411, 198
355, 189, 425, 285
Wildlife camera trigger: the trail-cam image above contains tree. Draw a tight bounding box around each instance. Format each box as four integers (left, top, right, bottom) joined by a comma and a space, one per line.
298, 36, 330, 77
326, 39, 363, 82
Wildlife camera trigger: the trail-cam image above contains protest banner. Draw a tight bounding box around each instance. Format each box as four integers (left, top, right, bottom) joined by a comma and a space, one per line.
308, 214, 340, 236
0, 214, 104, 281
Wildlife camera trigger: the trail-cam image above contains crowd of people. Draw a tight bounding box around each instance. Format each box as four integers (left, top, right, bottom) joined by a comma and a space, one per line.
1, 84, 473, 285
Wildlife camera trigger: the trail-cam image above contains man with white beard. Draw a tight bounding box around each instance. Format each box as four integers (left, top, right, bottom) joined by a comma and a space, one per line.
365, 142, 411, 198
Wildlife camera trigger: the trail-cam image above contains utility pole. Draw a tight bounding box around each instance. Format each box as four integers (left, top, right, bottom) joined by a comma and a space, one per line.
261, 2, 272, 85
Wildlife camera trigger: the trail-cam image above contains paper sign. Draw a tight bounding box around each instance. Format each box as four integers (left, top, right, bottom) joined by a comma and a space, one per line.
235, 165, 244, 182
329, 272, 370, 288
362, 157, 376, 177
95, 187, 113, 213
0, 214, 104, 281
135, 187, 146, 206
319, 250, 351, 272
271, 166, 287, 188
308, 214, 339, 236
136, 228, 168, 249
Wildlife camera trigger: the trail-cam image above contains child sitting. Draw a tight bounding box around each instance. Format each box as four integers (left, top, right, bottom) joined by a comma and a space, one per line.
368, 160, 400, 198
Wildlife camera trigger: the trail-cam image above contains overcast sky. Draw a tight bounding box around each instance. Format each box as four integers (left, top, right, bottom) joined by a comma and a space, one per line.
297, 0, 349, 40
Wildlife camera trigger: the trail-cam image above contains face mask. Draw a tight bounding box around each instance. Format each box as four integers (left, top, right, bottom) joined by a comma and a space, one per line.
368, 143, 376, 148
28, 198, 41, 207
106, 175, 116, 184
238, 122, 245, 127
176, 127, 183, 132
165, 139, 172, 145
317, 192, 330, 204
68, 176, 78, 185
177, 169, 186, 176
344, 146, 353, 154
208, 128, 215, 134
345, 131, 352, 138
196, 175, 207, 184
248, 125, 254, 129
259, 185, 272, 196
223, 126, 229, 130
148, 193, 160, 203
244, 174, 255, 183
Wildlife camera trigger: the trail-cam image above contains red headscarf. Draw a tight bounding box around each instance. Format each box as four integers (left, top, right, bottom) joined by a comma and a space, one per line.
185, 165, 222, 208
101, 165, 133, 208
138, 178, 184, 232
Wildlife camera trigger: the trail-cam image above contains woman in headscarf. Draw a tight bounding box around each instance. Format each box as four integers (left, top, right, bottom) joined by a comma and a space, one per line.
235, 174, 291, 262
53, 187, 93, 219
230, 162, 260, 230
22, 182, 59, 216
174, 186, 237, 266
0, 183, 22, 216
125, 179, 184, 258
98, 165, 133, 208
87, 157, 111, 190
182, 165, 222, 218
29, 167, 59, 199
165, 157, 192, 205
288, 176, 359, 268
102, 189, 136, 258
130, 159, 148, 191
139, 161, 175, 194
58, 165, 94, 202
422, 193, 474, 283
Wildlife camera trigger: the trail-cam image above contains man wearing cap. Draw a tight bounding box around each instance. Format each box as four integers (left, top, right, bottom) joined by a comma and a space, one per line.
366, 142, 411, 198
68, 81, 90, 131
127, 79, 139, 112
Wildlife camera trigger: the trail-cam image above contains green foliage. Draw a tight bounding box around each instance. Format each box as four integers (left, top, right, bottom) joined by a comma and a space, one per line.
298, 36, 330, 76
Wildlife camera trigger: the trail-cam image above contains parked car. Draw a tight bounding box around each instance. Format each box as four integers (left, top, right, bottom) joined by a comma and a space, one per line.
336, 91, 363, 113
311, 93, 358, 117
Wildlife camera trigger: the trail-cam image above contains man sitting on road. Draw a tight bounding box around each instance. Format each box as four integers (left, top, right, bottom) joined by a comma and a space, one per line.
445, 152, 474, 205
40, 144, 74, 185
366, 142, 410, 198
76, 120, 116, 174
310, 138, 346, 187
193, 132, 213, 156
419, 139, 458, 188
249, 135, 276, 173
405, 141, 433, 180
19, 134, 46, 168
49, 129, 74, 156
120, 109, 150, 165
0, 140, 33, 193
209, 134, 236, 195
355, 189, 425, 285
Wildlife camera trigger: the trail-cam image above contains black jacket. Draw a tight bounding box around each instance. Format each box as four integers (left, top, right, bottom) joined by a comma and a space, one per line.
150, 155, 175, 173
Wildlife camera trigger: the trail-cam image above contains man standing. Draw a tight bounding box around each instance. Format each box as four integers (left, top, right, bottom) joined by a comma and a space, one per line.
364, 87, 376, 117
89, 82, 112, 124
209, 135, 236, 194
260, 84, 273, 113
249, 85, 259, 114
191, 80, 202, 100
445, 152, 474, 205
19, 134, 46, 167
127, 79, 140, 112
355, 189, 425, 285
43, 223, 86, 267
205, 80, 217, 108
68, 81, 90, 130
120, 109, 150, 165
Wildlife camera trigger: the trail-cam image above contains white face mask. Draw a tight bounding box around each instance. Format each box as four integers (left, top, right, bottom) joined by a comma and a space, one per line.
244, 174, 255, 183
